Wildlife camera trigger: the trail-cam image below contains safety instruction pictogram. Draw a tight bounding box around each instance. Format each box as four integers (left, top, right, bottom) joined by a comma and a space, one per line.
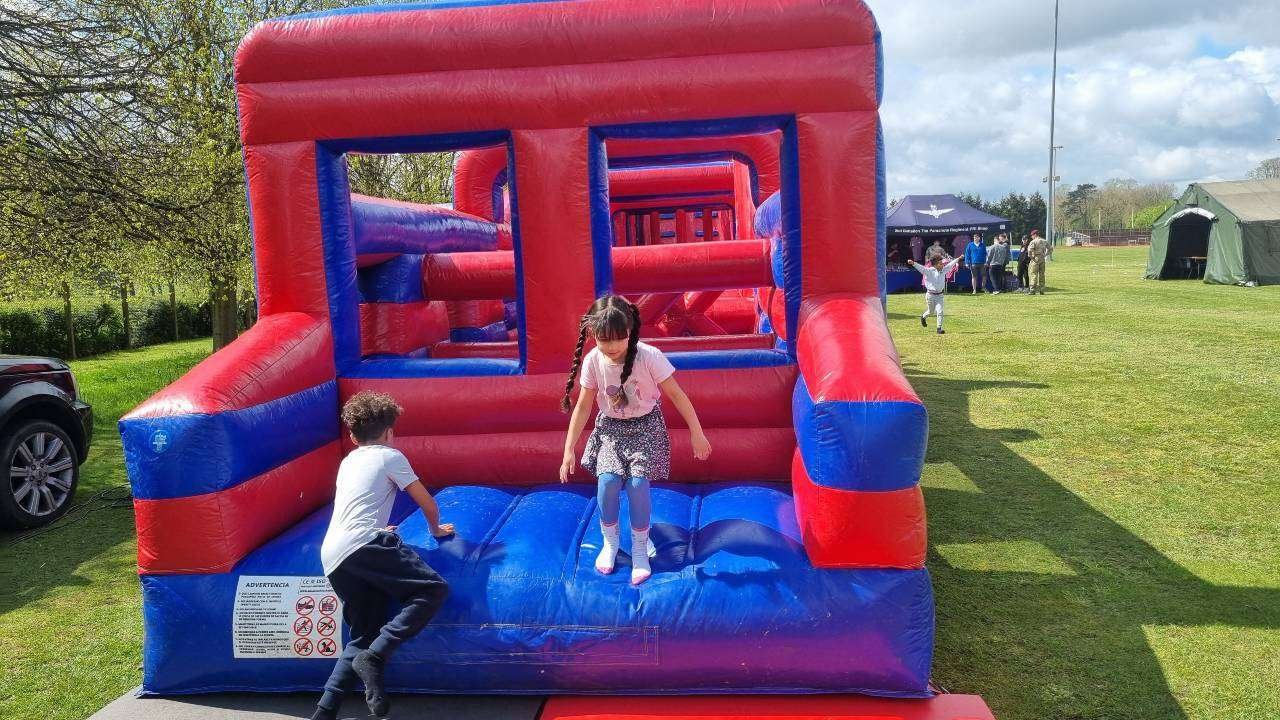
233, 576, 344, 659
317, 616, 338, 637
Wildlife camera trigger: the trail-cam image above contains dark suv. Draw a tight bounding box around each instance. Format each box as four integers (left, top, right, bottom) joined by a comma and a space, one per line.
0, 355, 93, 529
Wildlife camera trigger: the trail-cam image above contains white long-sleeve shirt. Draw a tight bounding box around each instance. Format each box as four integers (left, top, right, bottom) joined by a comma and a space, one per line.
911, 257, 960, 293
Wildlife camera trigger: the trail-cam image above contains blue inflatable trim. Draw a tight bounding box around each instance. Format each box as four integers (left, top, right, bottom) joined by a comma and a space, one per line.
876, 118, 888, 305
667, 349, 791, 371
754, 190, 782, 239
352, 199, 500, 256
587, 130, 614, 297
358, 254, 425, 303
280, 0, 564, 22
121, 381, 338, 500
778, 121, 802, 357
345, 358, 522, 378
315, 145, 362, 374
791, 376, 926, 492
597, 116, 792, 140
138, 482, 934, 696
448, 322, 508, 343
491, 168, 506, 222
505, 140, 529, 369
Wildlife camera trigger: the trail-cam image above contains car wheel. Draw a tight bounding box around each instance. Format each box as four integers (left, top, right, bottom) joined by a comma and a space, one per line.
0, 420, 80, 529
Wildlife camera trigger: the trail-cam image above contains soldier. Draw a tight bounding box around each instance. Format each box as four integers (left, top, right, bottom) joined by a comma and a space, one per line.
1027, 229, 1051, 295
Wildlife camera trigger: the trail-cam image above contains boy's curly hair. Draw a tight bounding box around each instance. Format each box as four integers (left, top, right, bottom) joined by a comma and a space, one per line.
341, 391, 403, 443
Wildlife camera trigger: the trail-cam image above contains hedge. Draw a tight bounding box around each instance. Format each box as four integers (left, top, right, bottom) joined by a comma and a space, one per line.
0, 295, 255, 358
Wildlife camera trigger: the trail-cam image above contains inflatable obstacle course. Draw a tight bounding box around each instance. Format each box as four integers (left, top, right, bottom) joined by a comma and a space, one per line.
119, 1, 989, 715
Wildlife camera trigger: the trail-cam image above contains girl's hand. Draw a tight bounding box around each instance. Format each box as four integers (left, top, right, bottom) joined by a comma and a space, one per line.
559, 451, 576, 483
691, 431, 712, 461
431, 522, 456, 538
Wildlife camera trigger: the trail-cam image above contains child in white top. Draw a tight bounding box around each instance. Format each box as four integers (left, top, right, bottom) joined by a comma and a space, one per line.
313, 392, 454, 720
908, 253, 962, 334
558, 295, 711, 585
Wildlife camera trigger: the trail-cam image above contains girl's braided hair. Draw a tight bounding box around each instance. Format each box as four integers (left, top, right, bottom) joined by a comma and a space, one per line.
560, 295, 641, 413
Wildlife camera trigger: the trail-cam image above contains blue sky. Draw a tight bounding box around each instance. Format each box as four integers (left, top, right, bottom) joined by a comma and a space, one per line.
866, 0, 1280, 200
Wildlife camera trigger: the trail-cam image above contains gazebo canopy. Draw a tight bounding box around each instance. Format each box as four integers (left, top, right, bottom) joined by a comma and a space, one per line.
886, 194, 1010, 236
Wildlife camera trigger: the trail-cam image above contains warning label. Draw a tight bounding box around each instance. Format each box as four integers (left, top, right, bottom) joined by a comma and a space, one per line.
233, 576, 343, 659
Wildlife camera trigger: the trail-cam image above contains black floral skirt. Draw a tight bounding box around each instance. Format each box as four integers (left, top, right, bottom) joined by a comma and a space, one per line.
581, 408, 671, 483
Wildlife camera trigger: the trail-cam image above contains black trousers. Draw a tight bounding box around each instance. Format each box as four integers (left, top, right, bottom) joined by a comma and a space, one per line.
322, 531, 450, 697
1016, 260, 1030, 289
988, 264, 1007, 291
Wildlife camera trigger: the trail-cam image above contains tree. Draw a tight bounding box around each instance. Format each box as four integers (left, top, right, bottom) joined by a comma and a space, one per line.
1060, 183, 1096, 230
1132, 201, 1175, 229
1247, 157, 1280, 180
348, 152, 456, 205
953, 191, 1045, 242
1, 0, 343, 351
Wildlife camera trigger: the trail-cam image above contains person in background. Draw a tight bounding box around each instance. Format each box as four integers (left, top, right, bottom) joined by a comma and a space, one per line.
1027, 229, 1051, 295
964, 233, 988, 294
951, 234, 968, 260
931, 238, 947, 259
1016, 234, 1032, 292
908, 249, 962, 335
909, 235, 925, 264
986, 233, 1010, 295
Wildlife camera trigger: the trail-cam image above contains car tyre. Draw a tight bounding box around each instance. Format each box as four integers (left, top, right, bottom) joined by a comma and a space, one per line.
0, 420, 80, 530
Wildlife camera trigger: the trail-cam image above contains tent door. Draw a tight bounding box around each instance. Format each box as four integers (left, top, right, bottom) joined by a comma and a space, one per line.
1161, 215, 1212, 279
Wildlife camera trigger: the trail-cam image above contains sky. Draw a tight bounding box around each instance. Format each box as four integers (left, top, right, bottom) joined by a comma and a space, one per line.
865, 0, 1280, 201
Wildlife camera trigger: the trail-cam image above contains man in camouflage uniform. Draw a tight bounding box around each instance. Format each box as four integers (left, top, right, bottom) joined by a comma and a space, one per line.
1027, 229, 1050, 295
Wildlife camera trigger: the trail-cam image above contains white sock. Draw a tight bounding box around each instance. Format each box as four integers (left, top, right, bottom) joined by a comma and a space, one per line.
630, 527, 652, 585
596, 522, 620, 574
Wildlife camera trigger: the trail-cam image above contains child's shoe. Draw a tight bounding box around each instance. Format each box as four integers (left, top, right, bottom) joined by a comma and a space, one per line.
937, 328, 946, 334
920, 315, 927, 327
351, 650, 389, 717
596, 522, 620, 574
630, 527, 653, 585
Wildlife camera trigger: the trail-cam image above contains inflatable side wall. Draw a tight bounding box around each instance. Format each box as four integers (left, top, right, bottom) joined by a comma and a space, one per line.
120, 0, 932, 697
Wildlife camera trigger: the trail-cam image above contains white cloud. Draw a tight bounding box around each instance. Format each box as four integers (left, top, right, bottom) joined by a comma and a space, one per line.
867, 0, 1280, 200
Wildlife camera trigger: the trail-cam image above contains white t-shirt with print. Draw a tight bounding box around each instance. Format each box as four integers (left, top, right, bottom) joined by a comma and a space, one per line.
580, 342, 676, 419
320, 444, 419, 575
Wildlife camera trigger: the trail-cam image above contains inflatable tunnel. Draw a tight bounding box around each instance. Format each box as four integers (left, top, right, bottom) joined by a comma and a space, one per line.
119, 0, 934, 698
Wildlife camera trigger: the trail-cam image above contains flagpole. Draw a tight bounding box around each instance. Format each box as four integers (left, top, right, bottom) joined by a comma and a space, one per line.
1046, 0, 1060, 248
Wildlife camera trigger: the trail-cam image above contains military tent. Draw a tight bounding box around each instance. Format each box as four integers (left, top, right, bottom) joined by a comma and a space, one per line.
1146, 180, 1280, 285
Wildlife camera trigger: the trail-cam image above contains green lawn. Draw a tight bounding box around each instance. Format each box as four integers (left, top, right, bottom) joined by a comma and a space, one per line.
889, 247, 1280, 719
0, 339, 211, 720
1, 247, 1276, 720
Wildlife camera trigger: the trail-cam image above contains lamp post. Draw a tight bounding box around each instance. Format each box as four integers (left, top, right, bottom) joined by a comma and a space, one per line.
1046, 0, 1060, 245
1043, 145, 1061, 256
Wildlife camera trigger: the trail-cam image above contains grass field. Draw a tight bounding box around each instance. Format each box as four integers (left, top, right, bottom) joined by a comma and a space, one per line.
889, 247, 1279, 719
0, 339, 210, 720
1, 247, 1276, 720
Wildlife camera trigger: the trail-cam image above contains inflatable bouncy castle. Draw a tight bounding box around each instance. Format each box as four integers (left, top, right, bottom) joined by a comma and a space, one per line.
119, 2, 992, 714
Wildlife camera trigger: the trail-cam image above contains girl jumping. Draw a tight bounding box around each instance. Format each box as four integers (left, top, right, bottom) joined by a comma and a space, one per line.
559, 295, 711, 585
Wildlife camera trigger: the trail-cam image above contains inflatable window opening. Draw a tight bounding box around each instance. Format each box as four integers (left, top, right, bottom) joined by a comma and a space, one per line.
120, 0, 934, 699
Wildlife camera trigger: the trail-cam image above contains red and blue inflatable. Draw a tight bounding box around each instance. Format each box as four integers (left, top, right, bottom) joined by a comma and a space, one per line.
120, 0, 940, 700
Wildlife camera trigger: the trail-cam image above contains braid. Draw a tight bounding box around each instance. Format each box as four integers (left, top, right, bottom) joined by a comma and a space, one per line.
560, 316, 590, 413
615, 301, 642, 410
